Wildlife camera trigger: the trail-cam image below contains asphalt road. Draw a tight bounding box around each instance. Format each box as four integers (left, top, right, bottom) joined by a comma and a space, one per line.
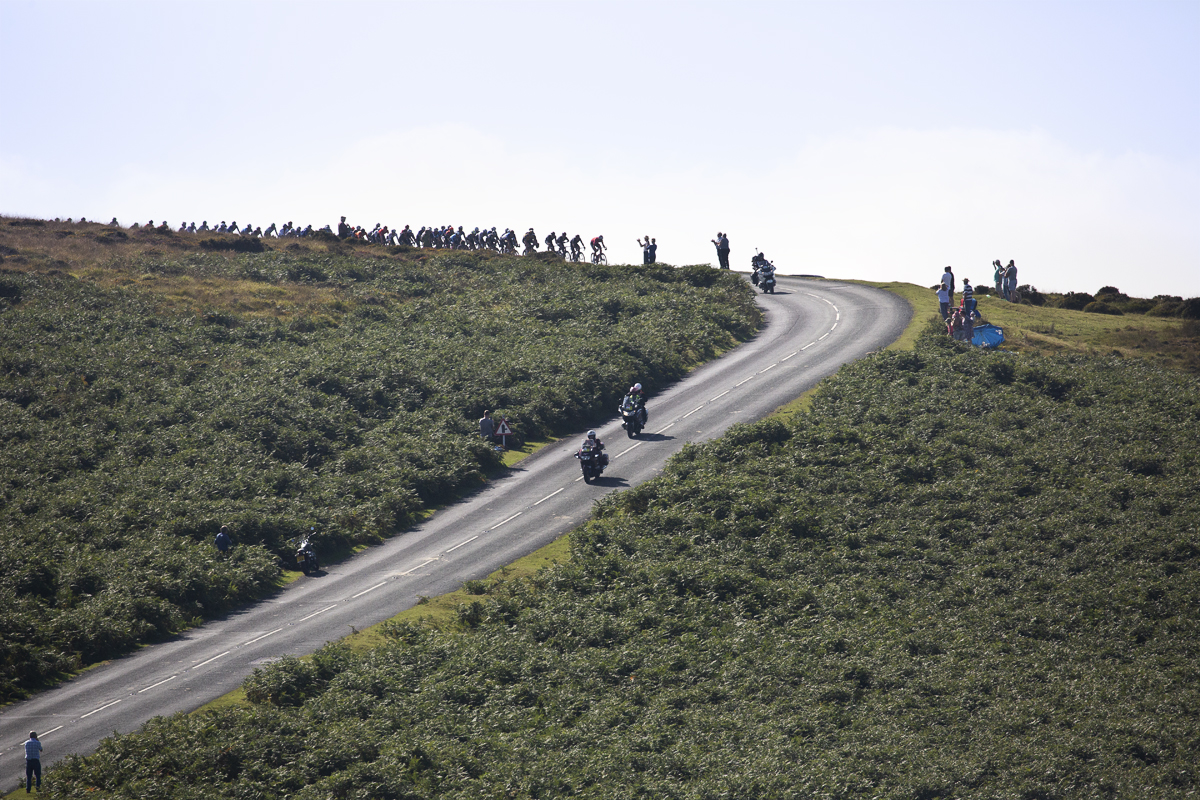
0, 276, 910, 789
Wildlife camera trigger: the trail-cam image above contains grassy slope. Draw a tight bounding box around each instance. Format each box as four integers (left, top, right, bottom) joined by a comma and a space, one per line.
39, 281, 1200, 798
0, 218, 761, 702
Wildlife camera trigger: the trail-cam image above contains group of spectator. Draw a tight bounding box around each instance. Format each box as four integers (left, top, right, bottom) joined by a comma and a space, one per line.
936, 265, 979, 342
993, 259, 1019, 301
637, 235, 658, 264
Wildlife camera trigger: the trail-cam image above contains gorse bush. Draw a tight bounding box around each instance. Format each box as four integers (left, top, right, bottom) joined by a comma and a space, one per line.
0, 241, 759, 700
47, 332, 1200, 798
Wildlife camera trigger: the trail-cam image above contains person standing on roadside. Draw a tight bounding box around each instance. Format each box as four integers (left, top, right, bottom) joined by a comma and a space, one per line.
941, 266, 956, 308
712, 232, 730, 269
637, 235, 651, 264
479, 410, 495, 443
935, 284, 950, 319
215, 525, 232, 559
1003, 260, 1018, 301
24, 731, 42, 793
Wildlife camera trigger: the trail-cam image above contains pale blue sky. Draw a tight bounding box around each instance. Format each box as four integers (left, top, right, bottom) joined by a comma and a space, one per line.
3, 0, 1198, 296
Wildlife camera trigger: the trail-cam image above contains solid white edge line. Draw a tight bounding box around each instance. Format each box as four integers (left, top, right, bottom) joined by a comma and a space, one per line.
298, 604, 338, 622
137, 675, 177, 694
615, 442, 643, 458
782, 351, 799, 361
193, 650, 231, 669
533, 488, 564, 506
80, 699, 123, 719
446, 535, 480, 552
241, 627, 284, 646
490, 512, 522, 530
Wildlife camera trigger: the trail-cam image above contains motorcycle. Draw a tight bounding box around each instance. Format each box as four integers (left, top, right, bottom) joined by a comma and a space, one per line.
758, 265, 776, 294
292, 530, 320, 575
619, 395, 646, 438
575, 441, 608, 483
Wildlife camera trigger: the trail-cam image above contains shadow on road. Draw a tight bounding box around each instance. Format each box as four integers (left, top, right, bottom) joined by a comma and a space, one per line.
631, 432, 674, 443
590, 476, 630, 488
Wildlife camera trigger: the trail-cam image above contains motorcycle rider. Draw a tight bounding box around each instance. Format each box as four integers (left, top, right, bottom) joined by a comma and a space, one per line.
581, 430, 609, 468
625, 382, 648, 427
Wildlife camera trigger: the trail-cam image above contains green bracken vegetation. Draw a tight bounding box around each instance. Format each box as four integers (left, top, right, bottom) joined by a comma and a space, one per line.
41, 319, 1200, 798
0, 219, 760, 702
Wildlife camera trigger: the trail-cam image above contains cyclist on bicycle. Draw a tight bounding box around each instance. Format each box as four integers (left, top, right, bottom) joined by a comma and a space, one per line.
556, 231, 570, 255
545, 231, 556, 251
570, 234, 584, 259
522, 228, 539, 253
591, 235, 606, 256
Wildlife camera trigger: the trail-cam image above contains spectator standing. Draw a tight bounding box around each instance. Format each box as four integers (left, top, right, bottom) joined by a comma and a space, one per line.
961, 278, 975, 318
1003, 260, 1018, 301
935, 284, 950, 319
215, 525, 232, 557
638, 235, 651, 264
712, 232, 730, 269
24, 731, 42, 793
479, 410, 495, 443
993, 259, 1004, 296
941, 266, 956, 307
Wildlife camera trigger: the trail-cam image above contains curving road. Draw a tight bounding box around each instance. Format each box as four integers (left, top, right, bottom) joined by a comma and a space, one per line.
0, 277, 909, 788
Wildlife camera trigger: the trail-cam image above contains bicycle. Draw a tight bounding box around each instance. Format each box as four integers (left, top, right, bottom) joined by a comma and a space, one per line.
591, 250, 607, 265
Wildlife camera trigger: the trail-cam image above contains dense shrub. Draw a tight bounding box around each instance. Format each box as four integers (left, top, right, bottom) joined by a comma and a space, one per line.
0, 250, 759, 699
48, 333, 1200, 798
1083, 300, 1123, 315
1054, 291, 1094, 310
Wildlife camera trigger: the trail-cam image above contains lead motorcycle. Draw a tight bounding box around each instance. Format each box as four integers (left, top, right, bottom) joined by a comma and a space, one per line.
751, 252, 776, 294
575, 440, 608, 483
619, 395, 646, 438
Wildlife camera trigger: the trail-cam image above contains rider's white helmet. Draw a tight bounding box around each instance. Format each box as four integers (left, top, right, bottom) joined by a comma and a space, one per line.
587, 430, 597, 439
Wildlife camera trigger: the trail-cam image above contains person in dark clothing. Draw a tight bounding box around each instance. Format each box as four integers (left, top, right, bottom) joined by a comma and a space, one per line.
24, 731, 42, 793
712, 232, 730, 268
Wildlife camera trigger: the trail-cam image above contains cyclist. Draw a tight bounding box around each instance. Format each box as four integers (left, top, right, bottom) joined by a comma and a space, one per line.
522, 228, 539, 254
590, 235, 606, 260
556, 231, 570, 256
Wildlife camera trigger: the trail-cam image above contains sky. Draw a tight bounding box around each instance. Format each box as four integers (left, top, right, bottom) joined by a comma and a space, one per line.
2, 0, 1198, 297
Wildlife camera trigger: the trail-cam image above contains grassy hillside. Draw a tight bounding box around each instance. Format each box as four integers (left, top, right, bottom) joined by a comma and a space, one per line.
0, 218, 761, 701
43, 324, 1200, 799
863, 280, 1200, 374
